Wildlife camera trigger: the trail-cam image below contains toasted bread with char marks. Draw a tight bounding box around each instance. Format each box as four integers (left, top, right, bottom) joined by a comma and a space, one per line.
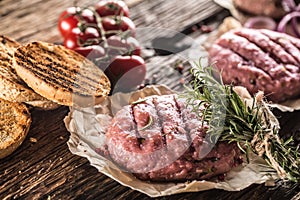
0, 98, 31, 159
14, 41, 111, 107
0, 35, 60, 110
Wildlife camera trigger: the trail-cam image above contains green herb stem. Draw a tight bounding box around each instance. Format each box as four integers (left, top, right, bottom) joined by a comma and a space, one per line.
184, 61, 300, 182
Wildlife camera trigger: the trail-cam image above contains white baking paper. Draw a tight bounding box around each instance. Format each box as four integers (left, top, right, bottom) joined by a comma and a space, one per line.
64, 85, 279, 197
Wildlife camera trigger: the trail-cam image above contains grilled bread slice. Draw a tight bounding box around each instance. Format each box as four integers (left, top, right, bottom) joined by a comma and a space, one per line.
0, 35, 43, 102
25, 100, 61, 110
0, 35, 60, 110
14, 41, 111, 107
0, 98, 31, 159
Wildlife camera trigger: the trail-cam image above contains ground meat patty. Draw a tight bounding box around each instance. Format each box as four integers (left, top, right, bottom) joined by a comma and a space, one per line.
106, 94, 242, 181
209, 28, 300, 103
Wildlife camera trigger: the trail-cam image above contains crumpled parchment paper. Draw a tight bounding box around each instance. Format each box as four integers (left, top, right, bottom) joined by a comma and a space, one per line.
64, 85, 279, 197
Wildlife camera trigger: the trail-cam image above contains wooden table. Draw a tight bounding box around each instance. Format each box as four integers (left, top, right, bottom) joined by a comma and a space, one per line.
0, 0, 299, 199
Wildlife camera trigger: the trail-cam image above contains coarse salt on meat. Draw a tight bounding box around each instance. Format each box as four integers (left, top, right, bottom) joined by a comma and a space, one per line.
106, 94, 242, 181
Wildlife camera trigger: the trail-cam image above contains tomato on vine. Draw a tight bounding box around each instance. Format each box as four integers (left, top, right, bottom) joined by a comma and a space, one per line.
63, 27, 100, 49
106, 35, 141, 57
58, 7, 96, 37
102, 16, 136, 37
104, 55, 146, 90
95, 0, 130, 17
57, 0, 147, 91
74, 45, 106, 59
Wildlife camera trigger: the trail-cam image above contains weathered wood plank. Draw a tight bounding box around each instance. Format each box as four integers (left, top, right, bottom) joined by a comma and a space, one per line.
0, 0, 299, 199
0, 0, 222, 43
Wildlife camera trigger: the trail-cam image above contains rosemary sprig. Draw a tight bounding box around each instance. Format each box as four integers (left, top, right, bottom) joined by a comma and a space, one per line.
138, 115, 153, 131
183, 61, 300, 182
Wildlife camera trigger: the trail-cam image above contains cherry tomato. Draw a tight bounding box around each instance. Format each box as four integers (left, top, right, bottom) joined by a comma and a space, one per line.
74, 45, 106, 59
102, 16, 136, 37
104, 55, 146, 90
63, 27, 100, 49
106, 35, 141, 57
81, 9, 97, 23
58, 7, 96, 37
95, 0, 130, 17
58, 13, 78, 37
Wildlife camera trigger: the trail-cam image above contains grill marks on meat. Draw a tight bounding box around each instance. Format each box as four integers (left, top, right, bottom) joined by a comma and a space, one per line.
106, 94, 242, 181
108, 95, 191, 173
132, 99, 165, 151
130, 95, 191, 152
216, 33, 281, 79
235, 30, 299, 71
209, 28, 300, 102
209, 44, 273, 94
152, 95, 189, 150
260, 29, 300, 64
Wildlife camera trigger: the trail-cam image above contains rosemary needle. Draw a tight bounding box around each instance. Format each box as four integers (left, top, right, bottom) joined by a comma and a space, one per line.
183, 61, 300, 182
138, 115, 153, 131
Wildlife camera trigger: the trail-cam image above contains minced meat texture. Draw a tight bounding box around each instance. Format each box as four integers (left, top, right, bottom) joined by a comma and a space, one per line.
106, 94, 242, 181
209, 28, 300, 103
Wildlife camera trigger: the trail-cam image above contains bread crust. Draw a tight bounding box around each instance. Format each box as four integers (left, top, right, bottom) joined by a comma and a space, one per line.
0, 35, 60, 110
0, 35, 44, 102
0, 98, 31, 159
0, 35, 20, 52
25, 100, 61, 110
14, 41, 111, 107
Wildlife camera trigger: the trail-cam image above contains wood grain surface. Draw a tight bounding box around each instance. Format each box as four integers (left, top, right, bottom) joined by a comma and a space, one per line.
0, 0, 299, 199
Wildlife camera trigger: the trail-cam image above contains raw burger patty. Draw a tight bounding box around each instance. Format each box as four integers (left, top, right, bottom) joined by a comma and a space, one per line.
106, 94, 242, 181
209, 28, 300, 103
